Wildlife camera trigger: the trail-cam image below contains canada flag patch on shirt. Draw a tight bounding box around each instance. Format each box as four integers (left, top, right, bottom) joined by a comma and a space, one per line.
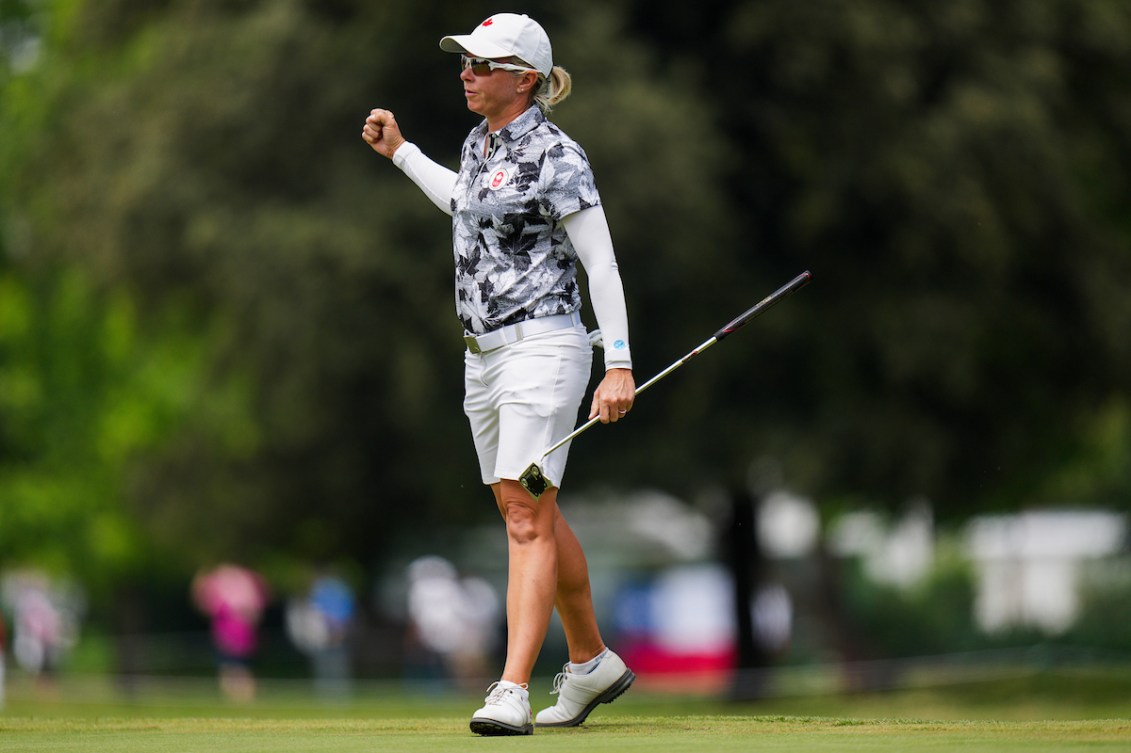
487, 167, 511, 190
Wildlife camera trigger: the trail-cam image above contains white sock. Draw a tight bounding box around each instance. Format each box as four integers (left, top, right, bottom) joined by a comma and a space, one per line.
569, 648, 609, 676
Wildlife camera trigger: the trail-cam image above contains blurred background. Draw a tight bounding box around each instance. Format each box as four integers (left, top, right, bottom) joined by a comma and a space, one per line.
1, 0, 1130, 710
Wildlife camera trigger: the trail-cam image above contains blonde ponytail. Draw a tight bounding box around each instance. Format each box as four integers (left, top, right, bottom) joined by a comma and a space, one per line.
534, 65, 572, 114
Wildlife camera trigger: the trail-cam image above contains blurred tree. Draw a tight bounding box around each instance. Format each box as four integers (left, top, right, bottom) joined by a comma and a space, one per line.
622, 0, 1131, 673
0, 0, 36, 75
626, 0, 1131, 516
1, 0, 733, 579
0, 266, 253, 592
3, 0, 1131, 653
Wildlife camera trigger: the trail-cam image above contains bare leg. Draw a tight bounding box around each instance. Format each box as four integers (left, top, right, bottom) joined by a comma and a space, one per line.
552, 509, 606, 664
491, 482, 608, 678
493, 479, 560, 685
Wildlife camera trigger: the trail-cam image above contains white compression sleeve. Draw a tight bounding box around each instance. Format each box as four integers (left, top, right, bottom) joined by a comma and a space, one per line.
391, 142, 456, 216
564, 206, 633, 370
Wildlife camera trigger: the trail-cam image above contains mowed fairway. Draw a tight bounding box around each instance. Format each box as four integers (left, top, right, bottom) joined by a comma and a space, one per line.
0, 714, 1126, 750
2, 715, 1128, 753
2, 667, 1129, 753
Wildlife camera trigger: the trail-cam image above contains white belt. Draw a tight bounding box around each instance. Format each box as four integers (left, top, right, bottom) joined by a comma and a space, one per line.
464, 311, 582, 354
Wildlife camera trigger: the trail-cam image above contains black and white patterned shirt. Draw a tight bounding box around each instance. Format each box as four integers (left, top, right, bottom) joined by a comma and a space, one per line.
451, 106, 600, 335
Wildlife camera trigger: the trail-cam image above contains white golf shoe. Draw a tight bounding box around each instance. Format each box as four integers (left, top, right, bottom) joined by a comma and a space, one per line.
469, 681, 534, 736
535, 650, 635, 727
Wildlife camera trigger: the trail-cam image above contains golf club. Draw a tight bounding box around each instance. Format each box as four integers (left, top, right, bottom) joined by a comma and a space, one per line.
518, 270, 814, 499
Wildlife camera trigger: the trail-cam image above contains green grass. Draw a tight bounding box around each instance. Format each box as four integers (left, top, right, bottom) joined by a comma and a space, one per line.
2, 715, 1128, 753
2, 666, 1130, 752
0, 710, 1126, 750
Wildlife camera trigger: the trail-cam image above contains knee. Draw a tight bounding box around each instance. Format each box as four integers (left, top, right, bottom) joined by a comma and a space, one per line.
501, 484, 552, 545
505, 500, 544, 545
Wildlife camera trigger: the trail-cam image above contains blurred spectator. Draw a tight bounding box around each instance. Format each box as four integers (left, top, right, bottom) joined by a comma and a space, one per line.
404, 556, 500, 691
0, 570, 82, 695
286, 569, 356, 700
191, 563, 270, 703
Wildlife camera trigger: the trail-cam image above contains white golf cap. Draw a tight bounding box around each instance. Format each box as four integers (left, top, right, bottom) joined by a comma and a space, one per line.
440, 13, 553, 77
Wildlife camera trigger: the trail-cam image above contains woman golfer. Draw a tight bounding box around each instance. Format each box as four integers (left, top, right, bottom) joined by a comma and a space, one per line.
362, 12, 636, 737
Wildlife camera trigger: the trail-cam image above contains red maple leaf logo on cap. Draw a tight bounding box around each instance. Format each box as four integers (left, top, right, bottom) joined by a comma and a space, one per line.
482, 18, 494, 26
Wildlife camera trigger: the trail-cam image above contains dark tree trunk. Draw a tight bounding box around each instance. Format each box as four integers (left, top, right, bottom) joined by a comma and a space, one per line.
722, 486, 772, 700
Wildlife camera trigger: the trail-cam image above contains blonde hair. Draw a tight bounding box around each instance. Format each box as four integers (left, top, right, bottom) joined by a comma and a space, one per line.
533, 66, 572, 114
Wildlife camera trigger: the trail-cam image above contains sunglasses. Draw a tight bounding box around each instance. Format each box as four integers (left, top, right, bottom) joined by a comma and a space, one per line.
460, 54, 538, 76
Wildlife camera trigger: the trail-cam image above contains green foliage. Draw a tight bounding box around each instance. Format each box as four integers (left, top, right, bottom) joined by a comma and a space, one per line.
0, 0, 40, 79
0, 267, 252, 588
1062, 560, 1131, 653
1037, 398, 1131, 507
835, 548, 1131, 660
839, 551, 981, 657
694, 0, 1131, 512
4, 0, 740, 572
2, 0, 1131, 615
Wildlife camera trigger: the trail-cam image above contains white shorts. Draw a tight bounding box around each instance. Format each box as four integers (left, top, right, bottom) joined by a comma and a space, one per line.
463, 325, 593, 487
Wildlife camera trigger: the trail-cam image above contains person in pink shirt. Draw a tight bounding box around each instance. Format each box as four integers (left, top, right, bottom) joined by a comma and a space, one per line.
192, 564, 270, 702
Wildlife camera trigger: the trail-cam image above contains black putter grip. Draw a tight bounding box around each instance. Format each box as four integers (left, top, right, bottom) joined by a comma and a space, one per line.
712, 270, 812, 341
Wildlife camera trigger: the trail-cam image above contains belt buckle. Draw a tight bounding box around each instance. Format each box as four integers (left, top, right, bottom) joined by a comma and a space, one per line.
464, 334, 482, 354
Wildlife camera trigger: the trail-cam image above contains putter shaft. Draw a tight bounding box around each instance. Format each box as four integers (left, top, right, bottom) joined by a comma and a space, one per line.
534, 334, 719, 464
520, 270, 812, 498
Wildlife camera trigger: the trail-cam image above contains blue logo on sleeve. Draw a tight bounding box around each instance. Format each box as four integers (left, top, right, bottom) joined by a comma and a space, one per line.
613, 340, 626, 350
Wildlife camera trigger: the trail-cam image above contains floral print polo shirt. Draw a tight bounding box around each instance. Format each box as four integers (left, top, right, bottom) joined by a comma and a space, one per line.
451, 106, 601, 335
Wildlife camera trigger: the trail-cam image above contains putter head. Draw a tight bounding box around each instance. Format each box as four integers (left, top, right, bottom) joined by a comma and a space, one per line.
518, 463, 549, 499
